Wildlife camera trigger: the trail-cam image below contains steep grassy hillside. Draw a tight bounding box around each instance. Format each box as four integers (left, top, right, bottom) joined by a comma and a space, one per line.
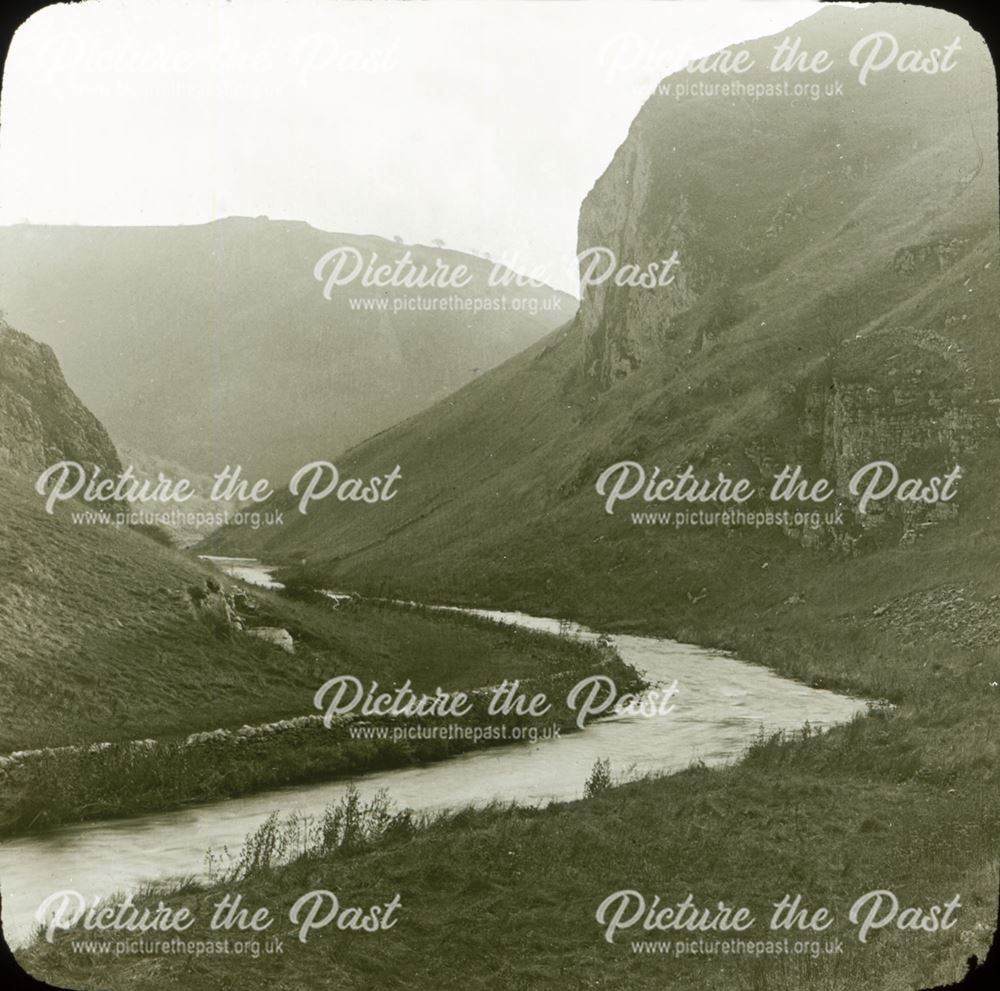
0, 468, 613, 752
205, 4, 999, 641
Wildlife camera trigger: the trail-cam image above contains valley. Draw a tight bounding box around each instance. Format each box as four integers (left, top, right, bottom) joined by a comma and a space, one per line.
3, 4, 999, 989
0, 321, 640, 839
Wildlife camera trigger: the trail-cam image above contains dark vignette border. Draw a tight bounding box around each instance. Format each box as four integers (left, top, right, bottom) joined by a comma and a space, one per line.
0, 1, 997, 989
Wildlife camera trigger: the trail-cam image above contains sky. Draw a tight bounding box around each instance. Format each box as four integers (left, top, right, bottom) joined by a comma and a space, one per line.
0, 0, 823, 293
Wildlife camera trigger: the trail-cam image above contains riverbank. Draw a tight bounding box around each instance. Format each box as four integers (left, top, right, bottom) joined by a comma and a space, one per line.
15, 679, 998, 991
0, 590, 641, 837
0, 660, 637, 838
282, 519, 1000, 704
15, 528, 1000, 989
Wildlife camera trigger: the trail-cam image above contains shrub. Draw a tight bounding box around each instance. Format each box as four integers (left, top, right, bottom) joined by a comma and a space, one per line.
584, 757, 613, 798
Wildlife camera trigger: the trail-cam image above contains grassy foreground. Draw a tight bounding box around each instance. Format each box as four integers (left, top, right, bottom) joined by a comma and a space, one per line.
0, 623, 637, 837
14, 693, 999, 991
14, 524, 1000, 989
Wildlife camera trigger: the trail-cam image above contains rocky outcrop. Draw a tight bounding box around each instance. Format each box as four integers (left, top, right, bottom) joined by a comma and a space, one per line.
245, 627, 296, 654
735, 364, 992, 553
821, 383, 985, 538
893, 238, 970, 275
0, 319, 121, 476
187, 578, 240, 631
186, 578, 296, 653
798, 371, 987, 549
578, 143, 700, 385
573, 4, 996, 554
861, 584, 1000, 652
576, 4, 995, 393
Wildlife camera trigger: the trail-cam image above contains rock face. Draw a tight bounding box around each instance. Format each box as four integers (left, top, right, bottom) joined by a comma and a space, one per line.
816, 381, 990, 546
733, 364, 996, 551
0, 319, 122, 477
578, 145, 700, 385
573, 3, 998, 548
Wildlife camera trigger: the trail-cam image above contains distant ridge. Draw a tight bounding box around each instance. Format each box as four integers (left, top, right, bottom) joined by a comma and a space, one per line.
0, 218, 574, 477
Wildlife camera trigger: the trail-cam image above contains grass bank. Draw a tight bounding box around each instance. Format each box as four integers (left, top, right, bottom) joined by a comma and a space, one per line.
15, 677, 1000, 990
1, 468, 643, 833
0, 640, 640, 837
14, 522, 1000, 989
0, 473, 630, 755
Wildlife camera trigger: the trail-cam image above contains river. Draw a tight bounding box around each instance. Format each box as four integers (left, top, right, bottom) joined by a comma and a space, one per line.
0, 567, 868, 947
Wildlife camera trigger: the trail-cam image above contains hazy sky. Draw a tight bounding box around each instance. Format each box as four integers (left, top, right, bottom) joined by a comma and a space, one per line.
0, 0, 822, 292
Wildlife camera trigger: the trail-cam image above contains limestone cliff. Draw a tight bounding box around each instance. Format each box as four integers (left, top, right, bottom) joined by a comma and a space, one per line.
0, 319, 121, 477
574, 2, 998, 548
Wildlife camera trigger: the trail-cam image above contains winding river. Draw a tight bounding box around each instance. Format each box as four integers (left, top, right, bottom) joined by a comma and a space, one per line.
0, 563, 868, 947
